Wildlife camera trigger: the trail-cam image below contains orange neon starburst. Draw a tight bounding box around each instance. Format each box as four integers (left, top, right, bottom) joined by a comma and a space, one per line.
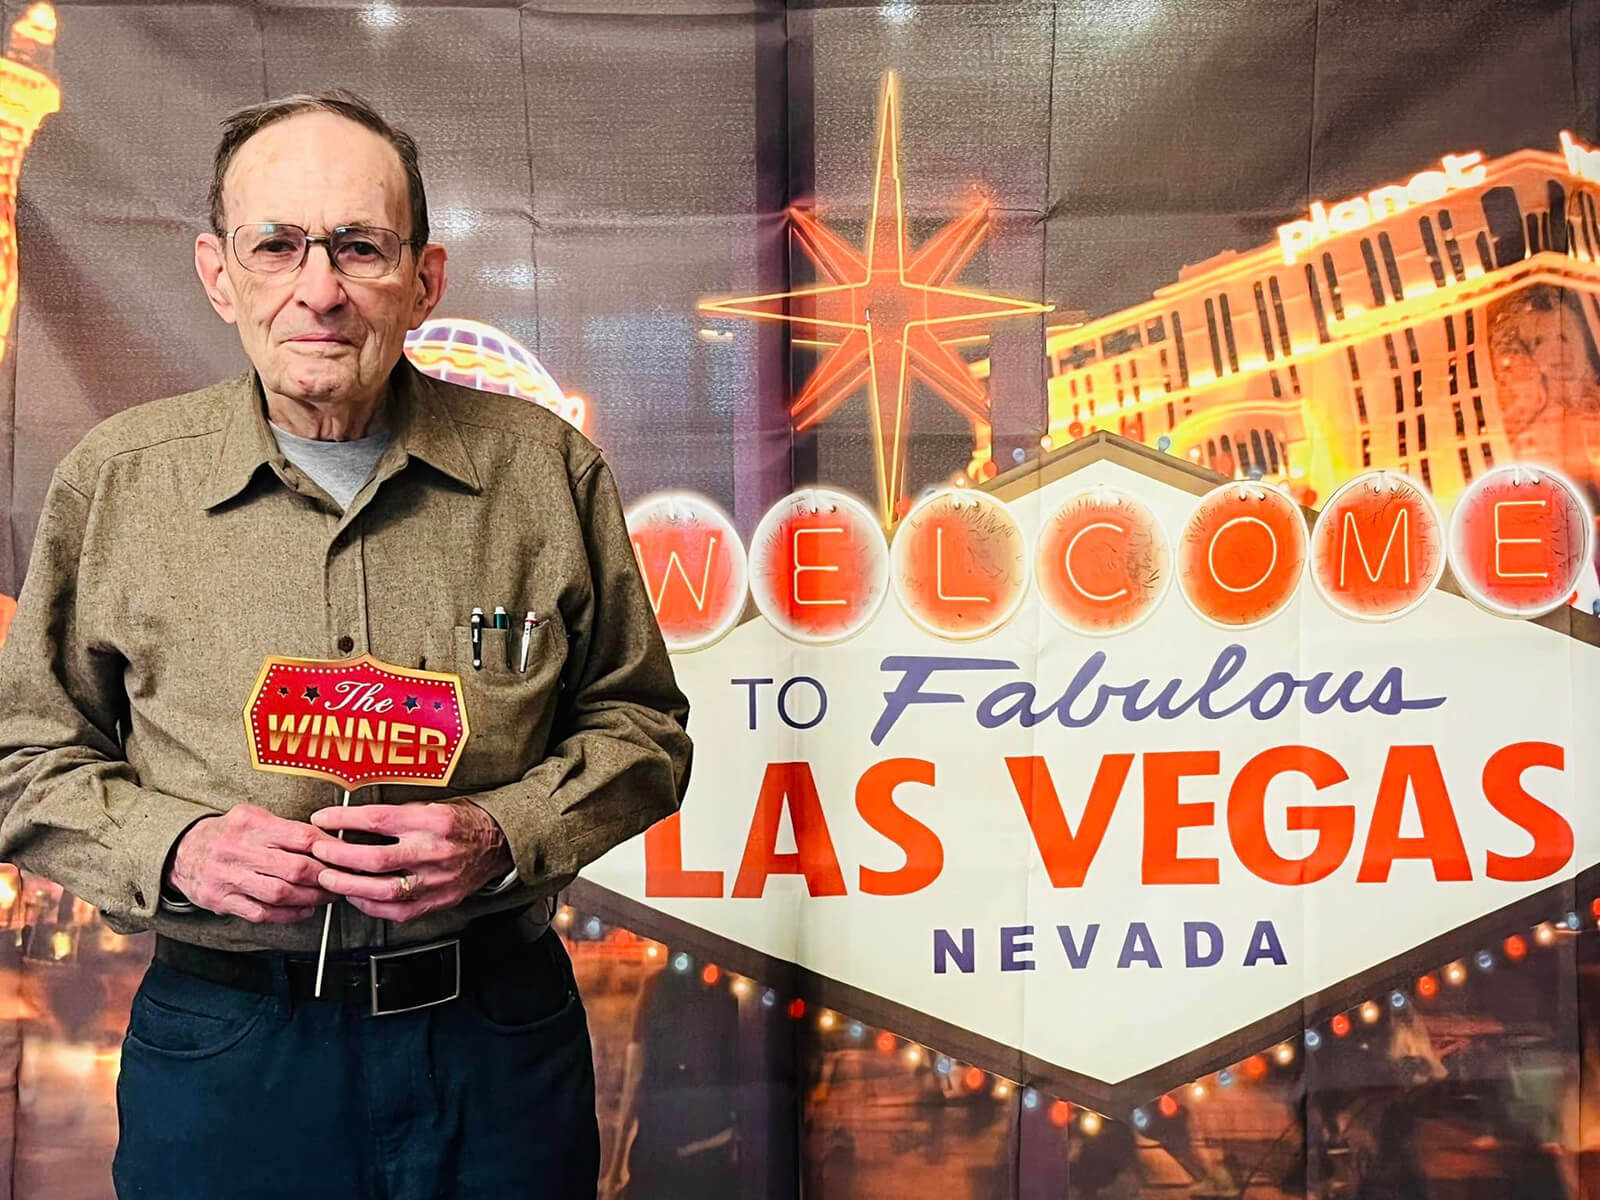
700, 73, 1050, 525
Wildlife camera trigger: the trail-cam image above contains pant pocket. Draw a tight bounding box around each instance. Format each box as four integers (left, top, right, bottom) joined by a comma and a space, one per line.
123, 961, 272, 1060
461, 932, 579, 1035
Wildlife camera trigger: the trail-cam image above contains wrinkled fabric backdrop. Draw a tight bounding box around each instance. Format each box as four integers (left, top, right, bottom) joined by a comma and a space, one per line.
0, 1, 1595, 1197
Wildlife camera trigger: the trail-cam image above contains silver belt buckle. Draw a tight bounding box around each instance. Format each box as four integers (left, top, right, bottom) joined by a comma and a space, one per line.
368, 938, 461, 1016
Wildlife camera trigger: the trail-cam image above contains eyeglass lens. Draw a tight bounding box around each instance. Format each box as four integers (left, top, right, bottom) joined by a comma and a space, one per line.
231, 223, 404, 278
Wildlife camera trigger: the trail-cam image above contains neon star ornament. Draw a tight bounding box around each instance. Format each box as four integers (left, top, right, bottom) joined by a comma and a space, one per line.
700, 73, 1051, 526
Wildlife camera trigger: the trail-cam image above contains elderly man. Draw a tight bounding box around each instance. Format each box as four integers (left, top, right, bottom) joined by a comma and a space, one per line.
0, 90, 692, 1198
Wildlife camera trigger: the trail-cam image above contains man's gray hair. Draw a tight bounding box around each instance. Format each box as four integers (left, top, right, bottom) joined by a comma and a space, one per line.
207, 88, 430, 245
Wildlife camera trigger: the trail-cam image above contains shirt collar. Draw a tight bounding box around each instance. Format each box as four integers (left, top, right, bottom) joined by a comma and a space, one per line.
196, 357, 482, 511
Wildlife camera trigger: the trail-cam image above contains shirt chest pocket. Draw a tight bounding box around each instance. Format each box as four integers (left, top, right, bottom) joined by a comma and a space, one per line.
438, 615, 569, 791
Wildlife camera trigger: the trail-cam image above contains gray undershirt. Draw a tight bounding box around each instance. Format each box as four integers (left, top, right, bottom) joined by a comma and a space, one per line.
268, 416, 391, 512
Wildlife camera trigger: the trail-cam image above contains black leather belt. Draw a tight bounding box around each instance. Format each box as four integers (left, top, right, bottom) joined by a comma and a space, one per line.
153, 906, 540, 1017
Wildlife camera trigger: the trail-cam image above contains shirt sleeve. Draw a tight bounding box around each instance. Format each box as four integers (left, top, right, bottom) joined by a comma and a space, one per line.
467, 454, 693, 890
0, 471, 219, 924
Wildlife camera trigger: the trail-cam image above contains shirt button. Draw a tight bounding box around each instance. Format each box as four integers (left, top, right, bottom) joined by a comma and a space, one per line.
337, 636, 355, 653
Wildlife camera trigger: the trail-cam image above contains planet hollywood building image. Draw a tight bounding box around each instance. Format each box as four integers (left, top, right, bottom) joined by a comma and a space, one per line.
977, 132, 1600, 571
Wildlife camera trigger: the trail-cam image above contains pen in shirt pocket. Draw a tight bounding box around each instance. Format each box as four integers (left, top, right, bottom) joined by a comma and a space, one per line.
517, 610, 544, 673
493, 606, 511, 669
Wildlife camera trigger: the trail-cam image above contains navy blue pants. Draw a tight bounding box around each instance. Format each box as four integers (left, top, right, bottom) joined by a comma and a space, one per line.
113, 928, 599, 1199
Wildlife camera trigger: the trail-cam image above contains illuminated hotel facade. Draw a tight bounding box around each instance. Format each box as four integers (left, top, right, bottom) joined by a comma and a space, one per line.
1000, 134, 1600, 512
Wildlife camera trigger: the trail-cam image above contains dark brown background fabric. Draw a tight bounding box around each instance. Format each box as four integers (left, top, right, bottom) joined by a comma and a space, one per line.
0, 2, 1593, 1196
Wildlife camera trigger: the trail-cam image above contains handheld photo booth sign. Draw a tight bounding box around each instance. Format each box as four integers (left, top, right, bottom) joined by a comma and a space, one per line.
243, 654, 471, 992
243, 655, 470, 790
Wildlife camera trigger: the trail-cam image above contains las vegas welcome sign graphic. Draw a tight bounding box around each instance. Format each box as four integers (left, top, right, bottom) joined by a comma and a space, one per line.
581, 434, 1600, 1112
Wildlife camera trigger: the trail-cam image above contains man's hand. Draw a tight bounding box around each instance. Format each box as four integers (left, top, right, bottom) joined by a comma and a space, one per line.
167, 805, 339, 924
308, 800, 515, 922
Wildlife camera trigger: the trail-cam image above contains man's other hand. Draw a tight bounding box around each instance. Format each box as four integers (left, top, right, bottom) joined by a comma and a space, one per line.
308, 800, 515, 922
167, 805, 339, 924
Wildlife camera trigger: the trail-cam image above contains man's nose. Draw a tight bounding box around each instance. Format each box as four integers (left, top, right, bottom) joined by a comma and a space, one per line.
293, 243, 346, 312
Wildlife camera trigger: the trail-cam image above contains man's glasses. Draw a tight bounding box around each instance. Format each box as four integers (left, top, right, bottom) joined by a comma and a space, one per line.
225, 223, 418, 279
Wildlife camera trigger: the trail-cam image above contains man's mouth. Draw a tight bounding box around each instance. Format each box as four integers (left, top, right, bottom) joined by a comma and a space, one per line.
287, 333, 352, 345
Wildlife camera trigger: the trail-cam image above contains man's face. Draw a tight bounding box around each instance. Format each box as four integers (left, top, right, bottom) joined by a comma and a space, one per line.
194, 111, 446, 409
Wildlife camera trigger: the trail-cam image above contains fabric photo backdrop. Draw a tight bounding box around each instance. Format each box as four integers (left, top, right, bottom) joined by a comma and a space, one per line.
0, 2, 1596, 1197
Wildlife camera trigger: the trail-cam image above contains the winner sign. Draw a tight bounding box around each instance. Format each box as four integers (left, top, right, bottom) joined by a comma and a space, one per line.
591, 434, 1600, 1111
244, 655, 469, 789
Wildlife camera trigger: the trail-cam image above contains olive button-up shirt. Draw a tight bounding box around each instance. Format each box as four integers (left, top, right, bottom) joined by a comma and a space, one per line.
0, 360, 693, 952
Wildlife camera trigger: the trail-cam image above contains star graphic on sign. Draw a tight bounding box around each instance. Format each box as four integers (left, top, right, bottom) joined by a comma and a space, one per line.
403, 695, 419, 712
277, 686, 288, 697
433, 700, 443, 711
699, 72, 1050, 525
301, 685, 320, 703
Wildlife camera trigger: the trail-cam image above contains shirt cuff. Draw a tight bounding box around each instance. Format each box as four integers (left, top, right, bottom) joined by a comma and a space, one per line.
465, 791, 543, 886
111, 783, 221, 922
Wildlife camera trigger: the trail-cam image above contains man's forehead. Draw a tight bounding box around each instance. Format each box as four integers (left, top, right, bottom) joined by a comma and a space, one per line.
223, 112, 407, 224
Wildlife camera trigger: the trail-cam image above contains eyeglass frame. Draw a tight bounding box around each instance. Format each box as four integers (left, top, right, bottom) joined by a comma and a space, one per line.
220, 222, 425, 279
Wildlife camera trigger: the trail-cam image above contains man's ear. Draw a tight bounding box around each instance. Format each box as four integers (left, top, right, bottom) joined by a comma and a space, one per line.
408, 242, 448, 330
194, 233, 238, 325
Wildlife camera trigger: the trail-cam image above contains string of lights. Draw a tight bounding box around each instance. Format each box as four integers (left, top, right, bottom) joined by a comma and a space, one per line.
1128, 906, 1586, 1133
553, 903, 1101, 1136
554, 898, 1590, 1141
